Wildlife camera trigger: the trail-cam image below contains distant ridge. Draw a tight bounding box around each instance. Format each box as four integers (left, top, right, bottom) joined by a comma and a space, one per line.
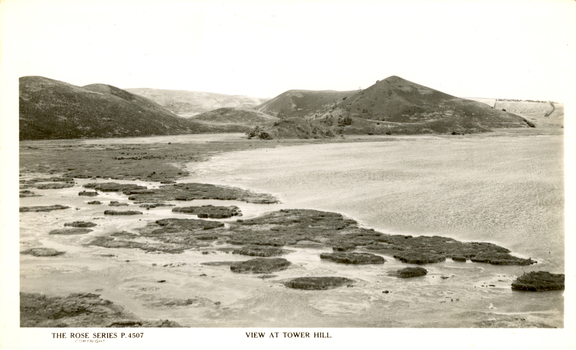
126, 88, 269, 117
19, 76, 212, 140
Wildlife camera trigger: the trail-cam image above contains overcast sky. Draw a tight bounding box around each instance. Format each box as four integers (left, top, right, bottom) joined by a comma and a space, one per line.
3, 0, 575, 101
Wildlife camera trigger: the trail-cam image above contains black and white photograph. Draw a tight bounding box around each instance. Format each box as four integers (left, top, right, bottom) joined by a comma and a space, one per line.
1, 0, 574, 349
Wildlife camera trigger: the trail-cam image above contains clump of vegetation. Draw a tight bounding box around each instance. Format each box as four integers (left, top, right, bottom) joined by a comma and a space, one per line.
393, 251, 446, 264
284, 277, 354, 290
396, 267, 428, 278
20, 205, 70, 212
49, 228, 93, 235
338, 115, 353, 127
230, 258, 291, 274
172, 205, 242, 218
511, 271, 565, 291
20, 292, 181, 327
232, 246, 288, 257
64, 221, 97, 227
320, 252, 385, 264
21, 248, 65, 257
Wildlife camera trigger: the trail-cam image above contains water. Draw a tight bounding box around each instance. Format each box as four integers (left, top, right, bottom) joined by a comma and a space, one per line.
19, 132, 564, 327
188, 133, 564, 272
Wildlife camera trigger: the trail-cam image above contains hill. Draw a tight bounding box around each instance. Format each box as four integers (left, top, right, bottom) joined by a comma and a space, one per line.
256, 90, 355, 118
126, 88, 268, 117
250, 76, 534, 138
317, 76, 533, 133
19, 76, 214, 140
191, 107, 279, 132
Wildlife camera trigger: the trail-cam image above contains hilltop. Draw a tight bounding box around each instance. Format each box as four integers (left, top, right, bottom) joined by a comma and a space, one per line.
126, 88, 268, 117
249, 76, 534, 138
19, 76, 213, 140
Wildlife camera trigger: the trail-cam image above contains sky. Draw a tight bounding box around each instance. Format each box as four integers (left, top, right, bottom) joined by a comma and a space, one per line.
2, 0, 576, 101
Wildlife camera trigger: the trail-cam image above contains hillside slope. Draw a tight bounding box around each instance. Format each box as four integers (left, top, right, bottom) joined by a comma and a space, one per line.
126, 88, 268, 117
191, 107, 279, 132
256, 90, 355, 118
319, 76, 532, 130
250, 76, 534, 138
19, 76, 211, 140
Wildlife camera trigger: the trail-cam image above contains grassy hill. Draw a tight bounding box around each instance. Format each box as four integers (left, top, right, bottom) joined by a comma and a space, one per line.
249, 76, 535, 138
319, 76, 533, 133
19, 76, 215, 140
126, 88, 268, 117
256, 90, 355, 118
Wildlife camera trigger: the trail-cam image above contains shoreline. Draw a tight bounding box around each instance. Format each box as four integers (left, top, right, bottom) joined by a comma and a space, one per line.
17, 130, 564, 328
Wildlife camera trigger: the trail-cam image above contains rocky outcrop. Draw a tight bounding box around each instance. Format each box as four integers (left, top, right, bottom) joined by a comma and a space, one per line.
36, 182, 75, 189
20, 292, 180, 327
21, 176, 73, 184
88, 218, 228, 254
110, 231, 139, 238
20, 205, 69, 212
21, 248, 65, 257
511, 271, 565, 291
87, 201, 102, 205
49, 228, 93, 235
78, 190, 98, 196
73, 207, 536, 268
84, 182, 147, 192
139, 203, 175, 209
172, 205, 242, 218
228, 209, 357, 247
283, 277, 355, 290
126, 183, 279, 204
230, 258, 291, 274
109, 201, 129, 207
232, 246, 288, 257
470, 253, 536, 266
392, 251, 446, 265
396, 267, 428, 278
332, 244, 356, 252
152, 218, 225, 232
320, 252, 385, 264
64, 221, 97, 228
88, 236, 186, 254
104, 210, 142, 215
19, 190, 41, 197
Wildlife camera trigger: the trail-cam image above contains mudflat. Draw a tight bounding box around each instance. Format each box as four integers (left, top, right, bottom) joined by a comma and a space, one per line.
19, 130, 564, 328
